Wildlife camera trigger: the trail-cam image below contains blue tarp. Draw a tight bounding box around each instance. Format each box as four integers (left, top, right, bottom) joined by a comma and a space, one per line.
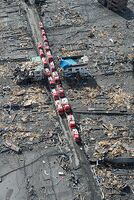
60, 58, 77, 70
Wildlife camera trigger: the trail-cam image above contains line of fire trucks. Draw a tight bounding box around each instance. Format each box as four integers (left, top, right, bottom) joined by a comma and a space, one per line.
37, 22, 81, 144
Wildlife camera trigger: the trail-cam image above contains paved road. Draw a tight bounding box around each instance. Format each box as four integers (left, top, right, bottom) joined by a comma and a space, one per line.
22, 2, 102, 199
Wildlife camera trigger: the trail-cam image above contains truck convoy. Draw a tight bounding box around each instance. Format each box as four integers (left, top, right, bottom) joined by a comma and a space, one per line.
98, 0, 128, 11
37, 22, 81, 144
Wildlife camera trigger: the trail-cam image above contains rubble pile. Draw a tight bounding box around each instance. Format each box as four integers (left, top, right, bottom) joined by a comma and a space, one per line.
41, 1, 85, 27
4, 85, 50, 109
3, 128, 40, 144
95, 140, 127, 158
13, 60, 45, 84
102, 123, 128, 138
0, 61, 59, 152
54, 8, 84, 26
107, 87, 133, 110
66, 87, 101, 105
66, 84, 134, 114
59, 47, 81, 57
95, 168, 125, 195
23, 87, 47, 107
80, 116, 134, 198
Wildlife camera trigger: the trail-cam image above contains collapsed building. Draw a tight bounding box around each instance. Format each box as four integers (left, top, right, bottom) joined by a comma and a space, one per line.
98, 0, 129, 11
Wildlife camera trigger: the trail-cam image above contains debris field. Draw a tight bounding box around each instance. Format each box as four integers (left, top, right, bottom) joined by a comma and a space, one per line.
41, 0, 134, 199
0, 0, 134, 200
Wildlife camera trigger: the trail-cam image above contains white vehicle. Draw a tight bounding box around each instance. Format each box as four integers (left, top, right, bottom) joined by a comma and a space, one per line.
67, 114, 75, 122
72, 129, 81, 143
61, 97, 68, 105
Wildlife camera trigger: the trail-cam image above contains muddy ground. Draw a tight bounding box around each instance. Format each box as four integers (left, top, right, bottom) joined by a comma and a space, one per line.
0, 0, 96, 200
40, 0, 134, 199
0, 0, 134, 200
